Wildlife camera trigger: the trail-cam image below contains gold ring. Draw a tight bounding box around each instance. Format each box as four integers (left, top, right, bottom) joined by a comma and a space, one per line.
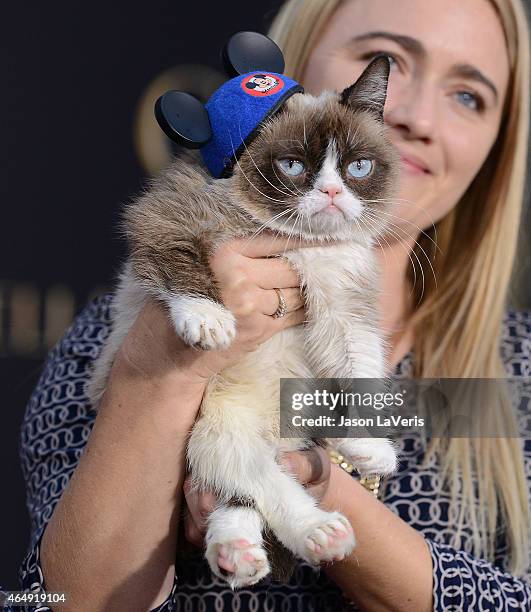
272, 288, 287, 319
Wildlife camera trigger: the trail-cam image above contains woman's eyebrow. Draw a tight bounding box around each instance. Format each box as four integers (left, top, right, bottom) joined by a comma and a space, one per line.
348, 31, 425, 57
349, 31, 499, 102
448, 64, 499, 102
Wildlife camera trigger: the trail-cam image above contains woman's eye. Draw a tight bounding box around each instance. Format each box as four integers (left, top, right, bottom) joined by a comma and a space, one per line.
455, 91, 484, 112
360, 51, 397, 69
347, 159, 373, 179
277, 158, 305, 176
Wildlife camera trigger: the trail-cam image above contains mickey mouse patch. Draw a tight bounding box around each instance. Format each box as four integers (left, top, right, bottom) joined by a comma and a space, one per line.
241, 73, 284, 97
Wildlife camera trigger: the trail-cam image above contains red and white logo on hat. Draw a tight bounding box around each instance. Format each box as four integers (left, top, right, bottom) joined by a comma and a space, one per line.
241, 73, 284, 97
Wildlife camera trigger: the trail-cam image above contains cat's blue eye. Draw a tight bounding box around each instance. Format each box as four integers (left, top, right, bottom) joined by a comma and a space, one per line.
277, 158, 305, 177
347, 159, 373, 179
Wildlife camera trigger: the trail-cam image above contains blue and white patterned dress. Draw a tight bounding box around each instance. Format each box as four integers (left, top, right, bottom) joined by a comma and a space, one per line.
5, 296, 531, 611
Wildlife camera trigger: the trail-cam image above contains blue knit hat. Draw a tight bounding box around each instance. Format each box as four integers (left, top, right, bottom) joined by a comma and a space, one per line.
154, 32, 304, 179
200, 72, 303, 178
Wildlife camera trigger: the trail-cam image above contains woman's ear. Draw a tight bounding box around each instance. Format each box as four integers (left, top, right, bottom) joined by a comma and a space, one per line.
155, 91, 212, 149
221, 31, 285, 78
339, 55, 391, 121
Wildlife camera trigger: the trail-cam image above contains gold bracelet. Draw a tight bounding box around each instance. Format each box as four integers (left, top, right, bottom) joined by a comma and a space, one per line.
329, 450, 381, 499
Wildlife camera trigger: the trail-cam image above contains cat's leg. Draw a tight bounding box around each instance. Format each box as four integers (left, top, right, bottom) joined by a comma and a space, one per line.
317, 322, 397, 475
204, 504, 270, 589
188, 417, 355, 568
204, 462, 356, 570
168, 294, 236, 350
248, 452, 355, 566
321, 322, 397, 475
319, 323, 397, 476
283, 244, 398, 476
324, 437, 398, 476
125, 208, 236, 350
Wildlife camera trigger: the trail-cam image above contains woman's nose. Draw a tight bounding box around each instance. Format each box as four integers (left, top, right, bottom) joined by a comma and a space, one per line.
384, 79, 438, 144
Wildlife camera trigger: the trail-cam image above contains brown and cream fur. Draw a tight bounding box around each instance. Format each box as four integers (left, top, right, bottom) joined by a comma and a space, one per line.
87, 57, 401, 589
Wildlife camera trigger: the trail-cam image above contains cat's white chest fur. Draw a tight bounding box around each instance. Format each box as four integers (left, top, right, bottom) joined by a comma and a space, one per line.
87, 240, 397, 589
206, 241, 385, 443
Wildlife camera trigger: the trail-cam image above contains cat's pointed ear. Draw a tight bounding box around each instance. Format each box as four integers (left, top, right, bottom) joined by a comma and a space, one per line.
339, 55, 391, 121
221, 31, 285, 77
155, 91, 212, 149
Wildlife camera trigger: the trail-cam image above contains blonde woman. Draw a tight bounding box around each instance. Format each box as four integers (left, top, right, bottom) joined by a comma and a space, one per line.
17, 0, 529, 610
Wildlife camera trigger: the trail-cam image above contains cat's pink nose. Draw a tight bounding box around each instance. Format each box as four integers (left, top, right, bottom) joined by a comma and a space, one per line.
320, 184, 342, 197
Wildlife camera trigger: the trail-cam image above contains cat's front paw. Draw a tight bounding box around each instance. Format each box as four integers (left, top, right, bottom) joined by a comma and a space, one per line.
205, 537, 271, 589
169, 296, 236, 350
298, 511, 355, 565
339, 438, 398, 476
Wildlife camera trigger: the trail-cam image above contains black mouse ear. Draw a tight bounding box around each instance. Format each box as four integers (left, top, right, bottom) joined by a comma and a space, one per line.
154, 91, 212, 149
221, 31, 285, 78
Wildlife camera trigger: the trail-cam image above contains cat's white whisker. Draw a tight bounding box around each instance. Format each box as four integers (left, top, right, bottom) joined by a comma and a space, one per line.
243, 208, 295, 247
307, 208, 314, 237
274, 209, 300, 245
285, 173, 306, 197
368, 212, 439, 294
362, 195, 440, 259
363, 197, 439, 248
348, 124, 361, 149
229, 137, 291, 204
359, 214, 417, 300
280, 210, 303, 254
296, 210, 306, 244
238, 124, 294, 200
363, 204, 441, 255
269, 151, 303, 198
353, 216, 377, 257
355, 215, 390, 272
277, 138, 306, 152
363, 211, 422, 296
368, 214, 429, 303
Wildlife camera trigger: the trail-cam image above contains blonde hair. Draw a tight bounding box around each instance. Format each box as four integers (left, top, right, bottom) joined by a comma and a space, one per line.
269, 0, 530, 574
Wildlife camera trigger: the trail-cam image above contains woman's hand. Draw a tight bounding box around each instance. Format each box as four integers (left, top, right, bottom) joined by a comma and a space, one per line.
111, 233, 308, 391
182, 447, 333, 547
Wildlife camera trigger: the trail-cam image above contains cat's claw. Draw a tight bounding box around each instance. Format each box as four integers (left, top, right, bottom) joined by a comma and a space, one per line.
299, 512, 355, 565
169, 297, 236, 350
206, 538, 271, 589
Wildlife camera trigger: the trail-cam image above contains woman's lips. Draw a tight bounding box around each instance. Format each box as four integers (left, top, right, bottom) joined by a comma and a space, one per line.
397, 151, 432, 175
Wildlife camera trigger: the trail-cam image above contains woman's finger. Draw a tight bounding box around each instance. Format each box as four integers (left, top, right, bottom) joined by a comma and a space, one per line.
183, 477, 218, 531
249, 257, 301, 289
280, 447, 332, 486
270, 306, 306, 330
183, 507, 205, 548
259, 287, 304, 316
231, 233, 317, 258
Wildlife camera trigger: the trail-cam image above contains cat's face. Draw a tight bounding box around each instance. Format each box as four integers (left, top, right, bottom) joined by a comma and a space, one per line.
233, 58, 400, 243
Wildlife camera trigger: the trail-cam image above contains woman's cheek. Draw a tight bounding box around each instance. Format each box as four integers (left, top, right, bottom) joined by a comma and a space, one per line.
454, 125, 492, 183
414, 121, 496, 225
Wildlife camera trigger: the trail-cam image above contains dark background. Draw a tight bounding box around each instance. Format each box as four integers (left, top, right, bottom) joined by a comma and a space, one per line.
1, 0, 281, 588
2, 0, 530, 591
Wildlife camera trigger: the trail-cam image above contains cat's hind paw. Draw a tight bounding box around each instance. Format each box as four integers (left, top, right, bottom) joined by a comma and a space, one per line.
299, 511, 355, 565
339, 438, 398, 476
169, 296, 236, 350
206, 538, 271, 589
